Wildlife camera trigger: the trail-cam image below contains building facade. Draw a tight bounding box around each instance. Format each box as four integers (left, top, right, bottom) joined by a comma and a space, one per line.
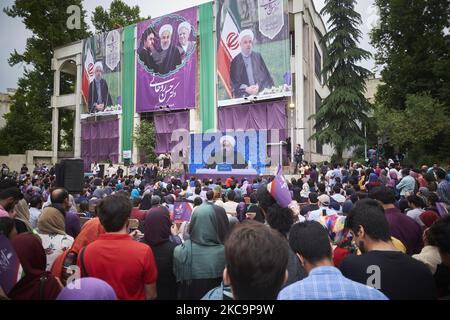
50, 0, 331, 169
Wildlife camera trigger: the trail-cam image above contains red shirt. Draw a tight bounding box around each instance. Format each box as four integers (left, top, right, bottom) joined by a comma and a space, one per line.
78, 233, 157, 300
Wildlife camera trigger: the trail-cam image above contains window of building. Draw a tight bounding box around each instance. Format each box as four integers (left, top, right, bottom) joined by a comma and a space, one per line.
314, 43, 322, 83
303, 24, 309, 62
315, 91, 323, 154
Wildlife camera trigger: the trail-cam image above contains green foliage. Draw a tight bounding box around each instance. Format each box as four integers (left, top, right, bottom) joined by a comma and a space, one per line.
134, 120, 157, 163
375, 93, 448, 148
371, 0, 450, 164
310, 0, 372, 162
91, 0, 148, 32
0, 0, 90, 155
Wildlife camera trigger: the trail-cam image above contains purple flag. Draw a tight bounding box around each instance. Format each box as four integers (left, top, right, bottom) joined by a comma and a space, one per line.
136, 7, 197, 113
0, 235, 21, 294
173, 201, 193, 223
268, 165, 292, 208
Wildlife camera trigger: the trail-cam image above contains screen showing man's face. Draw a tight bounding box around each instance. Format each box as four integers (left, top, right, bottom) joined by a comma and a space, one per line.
161, 31, 171, 50
240, 36, 253, 56
145, 33, 155, 50
178, 28, 189, 46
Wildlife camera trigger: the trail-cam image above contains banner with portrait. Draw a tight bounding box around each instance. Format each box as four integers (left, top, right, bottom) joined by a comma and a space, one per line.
81, 29, 122, 119
216, 0, 291, 106
136, 7, 198, 113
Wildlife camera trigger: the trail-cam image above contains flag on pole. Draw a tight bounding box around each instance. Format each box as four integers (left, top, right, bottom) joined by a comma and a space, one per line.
267, 164, 292, 208
81, 40, 95, 105
217, 9, 241, 98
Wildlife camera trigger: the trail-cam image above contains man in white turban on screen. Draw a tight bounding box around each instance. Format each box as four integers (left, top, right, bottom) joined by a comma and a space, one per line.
205, 135, 247, 169
157, 24, 182, 74
177, 21, 195, 59
230, 29, 274, 98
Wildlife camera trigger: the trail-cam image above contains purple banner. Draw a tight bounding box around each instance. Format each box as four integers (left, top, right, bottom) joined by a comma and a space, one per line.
136, 7, 198, 113
0, 235, 21, 295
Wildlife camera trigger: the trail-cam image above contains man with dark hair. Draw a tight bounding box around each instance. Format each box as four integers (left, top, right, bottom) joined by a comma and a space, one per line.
223, 221, 288, 299
206, 190, 215, 204
279, 220, 387, 300
0, 183, 23, 217
223, 190, 238, 217
369, 186, 422, 254
50, 188, 80, 238
77, 194, 158, 300
339, 199, 436, 300
436, 169, 450, 204
138, 27, 159, 72
300, 192, 319, 217
413, 216, 450, 297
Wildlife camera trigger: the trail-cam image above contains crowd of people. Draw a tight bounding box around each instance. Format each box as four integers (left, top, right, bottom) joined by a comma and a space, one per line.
0, 159, 449, 300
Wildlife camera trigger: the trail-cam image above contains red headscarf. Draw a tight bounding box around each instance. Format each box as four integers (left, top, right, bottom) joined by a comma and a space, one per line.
8, 233, 61, 300
51, 218, 105, 279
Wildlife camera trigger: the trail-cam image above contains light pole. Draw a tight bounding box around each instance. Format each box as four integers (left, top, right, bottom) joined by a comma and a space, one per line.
289, 102, 295, 171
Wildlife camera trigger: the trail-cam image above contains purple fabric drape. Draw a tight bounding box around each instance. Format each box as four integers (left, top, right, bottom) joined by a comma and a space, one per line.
81, 117, 119, 171
218, 101, 288, 162
154, 111, 190, 154
218, 101, 287, 131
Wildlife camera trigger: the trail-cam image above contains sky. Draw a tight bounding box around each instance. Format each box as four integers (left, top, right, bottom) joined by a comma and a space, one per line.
0, 0, 378, 92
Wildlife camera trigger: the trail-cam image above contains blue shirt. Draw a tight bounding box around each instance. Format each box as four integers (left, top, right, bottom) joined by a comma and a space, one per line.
278, 266, 388, 300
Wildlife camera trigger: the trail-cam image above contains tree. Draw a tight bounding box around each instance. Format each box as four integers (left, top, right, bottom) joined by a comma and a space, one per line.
0, 0, 90, 154
91, 0, 148, 32
371, 0, 450, 164
134, 120, 157, 163
310, 0, 372, 163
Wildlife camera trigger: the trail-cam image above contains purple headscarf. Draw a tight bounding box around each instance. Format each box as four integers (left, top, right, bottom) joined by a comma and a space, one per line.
144, 206, 172, 247
57, 277, 117, 300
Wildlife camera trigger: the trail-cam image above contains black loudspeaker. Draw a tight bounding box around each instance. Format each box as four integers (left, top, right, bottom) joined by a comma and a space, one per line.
55, 159, 84, 193
98, 164, 105, 178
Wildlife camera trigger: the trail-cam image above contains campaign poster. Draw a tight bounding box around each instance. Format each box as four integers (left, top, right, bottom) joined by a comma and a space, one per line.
81, 29, 122, 118
217, 0, 291, 106
136, 7, 197, 113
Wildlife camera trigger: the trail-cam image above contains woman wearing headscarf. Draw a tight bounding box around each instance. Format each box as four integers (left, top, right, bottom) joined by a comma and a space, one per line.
50, 217, 105, 284
139, 193, 153, 211
365, 173, 382, 193
173, 203, 228, 299
8, 233, 62, 300
37, 207, 74, 271
57, 278, 117, 300
144, 208, 178, 299
13, 199, 33, 233
379, 169, 390, 186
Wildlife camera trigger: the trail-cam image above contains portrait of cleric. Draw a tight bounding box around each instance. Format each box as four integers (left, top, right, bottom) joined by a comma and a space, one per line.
138, 23, 187, 75
88, 61, 113, 113
230, 29, 274, 98
205, 135, 248, 169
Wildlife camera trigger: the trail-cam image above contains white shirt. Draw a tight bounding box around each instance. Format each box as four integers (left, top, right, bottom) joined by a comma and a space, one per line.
38, 233, 74, 271
222, 201, 239, 216
406, 208, 425, 227
307, 206, 338, 222
29, 207, 42, 229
